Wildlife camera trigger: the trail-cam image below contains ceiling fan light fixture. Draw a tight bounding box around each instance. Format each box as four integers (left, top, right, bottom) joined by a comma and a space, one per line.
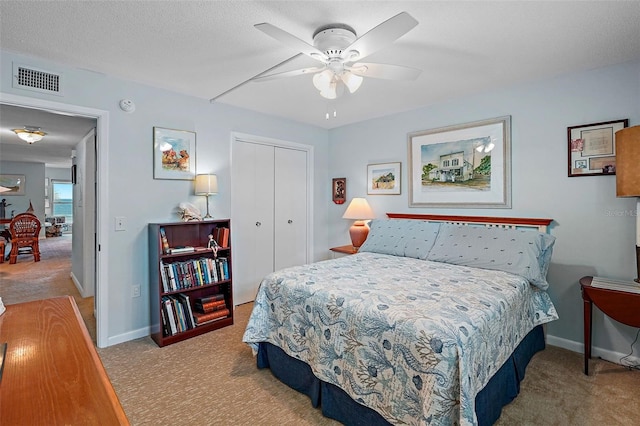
342, 71, 363, 93
319, 82, 338, 99
313, 69, 333, 92
13, 127, 46, 144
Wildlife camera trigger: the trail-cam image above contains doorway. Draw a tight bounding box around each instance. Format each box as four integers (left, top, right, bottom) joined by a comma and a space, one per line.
0, 92, 110, 347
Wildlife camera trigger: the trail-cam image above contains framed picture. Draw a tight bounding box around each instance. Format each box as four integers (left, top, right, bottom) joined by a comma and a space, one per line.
567, 119, 628, 177
367, 162, 401, 195
408, 116, 511, 208
332, 177, 346, 204
153, 127, 196, 180
0, 174, 26, 195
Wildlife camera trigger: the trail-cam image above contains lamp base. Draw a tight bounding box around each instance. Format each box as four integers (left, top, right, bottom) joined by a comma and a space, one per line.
348, 220, 370, 249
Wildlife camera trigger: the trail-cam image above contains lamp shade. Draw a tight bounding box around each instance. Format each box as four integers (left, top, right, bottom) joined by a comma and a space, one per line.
342, 197, 375, 220
615, 126, 640, 197
195, 174, 218, 195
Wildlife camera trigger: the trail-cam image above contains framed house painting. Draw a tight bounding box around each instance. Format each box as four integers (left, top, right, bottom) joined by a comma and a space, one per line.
153, 127, 196, 180
0, 174, 26, 195
567, 119, 628, 177
367, 162, 401, 195
408, 116, 512, 208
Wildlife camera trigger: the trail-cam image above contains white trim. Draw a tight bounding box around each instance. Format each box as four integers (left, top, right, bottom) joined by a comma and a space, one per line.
107, 326, 150, 347
547, 333, 640, 368
0, 92, 110, 348
230, 131, 315, 266
70, 271, 88, 298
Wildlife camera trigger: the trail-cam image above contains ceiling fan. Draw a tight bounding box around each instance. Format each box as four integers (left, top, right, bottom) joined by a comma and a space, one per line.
251, 12, 421, 100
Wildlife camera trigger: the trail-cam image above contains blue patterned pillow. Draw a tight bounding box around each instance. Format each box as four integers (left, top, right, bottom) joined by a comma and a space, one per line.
359, 219, 441, 259
426, 223, 555, 289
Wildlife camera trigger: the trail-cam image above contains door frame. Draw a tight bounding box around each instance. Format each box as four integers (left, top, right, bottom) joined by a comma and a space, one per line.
230, 131, 315, 273
0, 92, 110, 348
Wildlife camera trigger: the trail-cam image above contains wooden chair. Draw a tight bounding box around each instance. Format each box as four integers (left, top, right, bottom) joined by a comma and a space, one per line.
9, 213, 41, 264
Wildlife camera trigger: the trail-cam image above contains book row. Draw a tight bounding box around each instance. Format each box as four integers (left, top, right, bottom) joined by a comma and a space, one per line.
160, 257, 229, 292
161, 294, 230, 337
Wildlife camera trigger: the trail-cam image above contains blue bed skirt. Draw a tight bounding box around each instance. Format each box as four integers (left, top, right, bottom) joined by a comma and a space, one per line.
257, 324, 545, 425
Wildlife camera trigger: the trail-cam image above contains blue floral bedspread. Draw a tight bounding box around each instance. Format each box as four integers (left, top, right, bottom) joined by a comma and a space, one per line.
242, 252, 558, 425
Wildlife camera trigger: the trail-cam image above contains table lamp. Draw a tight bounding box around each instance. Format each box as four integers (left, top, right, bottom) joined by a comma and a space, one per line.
615, 125, 640, 282
195, 174, 218, 219
342, 197, 375, 249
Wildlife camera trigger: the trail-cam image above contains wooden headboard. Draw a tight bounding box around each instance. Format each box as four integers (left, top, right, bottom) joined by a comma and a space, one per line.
386, 213, 553, 233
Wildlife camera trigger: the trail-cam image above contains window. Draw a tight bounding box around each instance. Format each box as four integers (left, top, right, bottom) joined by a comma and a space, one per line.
52, 181, 73, 223
452, 159, 459, 166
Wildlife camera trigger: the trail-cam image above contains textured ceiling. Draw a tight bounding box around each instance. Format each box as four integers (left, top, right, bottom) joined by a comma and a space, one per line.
1, 1, 640, 136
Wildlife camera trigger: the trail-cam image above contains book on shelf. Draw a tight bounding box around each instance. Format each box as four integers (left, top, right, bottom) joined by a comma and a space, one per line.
176, 293, 196, 330
193, 308, 230, 325
169, 246, 195, 254
162, 297, 178, 335
198, 294, 225, 304
194, 299, 227, 313
213, 227, 230, 248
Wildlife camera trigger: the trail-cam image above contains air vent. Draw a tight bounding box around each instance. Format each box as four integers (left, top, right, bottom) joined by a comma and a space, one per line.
13, 63, 64, 96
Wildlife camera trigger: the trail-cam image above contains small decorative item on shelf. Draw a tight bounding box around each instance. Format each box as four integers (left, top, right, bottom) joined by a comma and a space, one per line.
177, 202, 202, 222
207, 234, 219, 258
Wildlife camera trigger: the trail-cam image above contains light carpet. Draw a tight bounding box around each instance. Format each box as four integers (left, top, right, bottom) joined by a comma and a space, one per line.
98, 303, 640, 425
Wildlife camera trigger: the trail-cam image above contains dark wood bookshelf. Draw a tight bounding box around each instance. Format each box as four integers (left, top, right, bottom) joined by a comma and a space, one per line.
149, 219, 233, 347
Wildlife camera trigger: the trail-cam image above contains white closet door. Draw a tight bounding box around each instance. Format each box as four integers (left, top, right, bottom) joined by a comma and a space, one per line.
274, 147, 308, 270
232, 141, 275, 305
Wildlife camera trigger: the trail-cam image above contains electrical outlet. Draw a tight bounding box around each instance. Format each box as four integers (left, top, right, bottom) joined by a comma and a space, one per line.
132, 285, 141, 298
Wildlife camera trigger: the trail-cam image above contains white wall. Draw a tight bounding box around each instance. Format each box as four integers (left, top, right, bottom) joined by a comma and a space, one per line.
1, 49, 329, 346
328, 60, 640, 361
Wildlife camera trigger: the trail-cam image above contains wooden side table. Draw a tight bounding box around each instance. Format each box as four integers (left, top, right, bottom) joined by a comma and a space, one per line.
580, 276, 640, 375
0, 237, 4, 263
330, 244, 358, 258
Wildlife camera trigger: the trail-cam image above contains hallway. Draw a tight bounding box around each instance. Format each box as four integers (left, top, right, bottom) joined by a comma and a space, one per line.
0, 234, 95, 342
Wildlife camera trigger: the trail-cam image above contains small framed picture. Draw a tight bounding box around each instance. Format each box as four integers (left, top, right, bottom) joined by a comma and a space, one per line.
367, 162, 401, 195
332, 177, 346, 204
153, 127, 196, 180
567, 119, 628, 177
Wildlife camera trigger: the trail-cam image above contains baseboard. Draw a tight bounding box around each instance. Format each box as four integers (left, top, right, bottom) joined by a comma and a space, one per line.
546, 333, 640, 367
70, 271, 88, 298
107, 326, 150, 347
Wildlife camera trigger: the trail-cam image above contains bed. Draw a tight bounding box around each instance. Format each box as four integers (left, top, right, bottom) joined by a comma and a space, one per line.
243, 214, 558, 425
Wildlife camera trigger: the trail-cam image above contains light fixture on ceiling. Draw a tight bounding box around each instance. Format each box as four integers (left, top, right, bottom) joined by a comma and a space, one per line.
312, 67, 364, 100
13, 127, 46, 144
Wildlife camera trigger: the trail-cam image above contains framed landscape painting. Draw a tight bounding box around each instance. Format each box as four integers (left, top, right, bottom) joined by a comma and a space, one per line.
408, 116, 512, 208
367, 162, 401, 195
153, 127, 196, 180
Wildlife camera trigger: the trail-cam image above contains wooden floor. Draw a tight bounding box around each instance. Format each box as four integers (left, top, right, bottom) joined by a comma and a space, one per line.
0, 234, 96, 342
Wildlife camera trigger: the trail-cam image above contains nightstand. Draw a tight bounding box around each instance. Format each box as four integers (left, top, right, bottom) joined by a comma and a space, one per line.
580, 276, 640, 375
330, 244, 358, 258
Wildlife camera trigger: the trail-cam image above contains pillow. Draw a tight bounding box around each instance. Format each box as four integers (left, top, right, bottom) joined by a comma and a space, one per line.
359, 219, 441, 259
426, 223, 555, 289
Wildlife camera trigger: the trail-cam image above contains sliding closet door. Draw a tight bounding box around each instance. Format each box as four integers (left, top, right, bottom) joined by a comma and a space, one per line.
274, 147, 308, 270
232, 141, 275, 305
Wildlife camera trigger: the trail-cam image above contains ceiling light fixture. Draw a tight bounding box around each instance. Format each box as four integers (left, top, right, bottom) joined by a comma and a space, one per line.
13, 127, 46, 144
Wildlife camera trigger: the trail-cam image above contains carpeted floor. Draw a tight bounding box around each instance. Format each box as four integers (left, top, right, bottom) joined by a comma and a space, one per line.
98, 302, 640, 426
0, 234, 96, 342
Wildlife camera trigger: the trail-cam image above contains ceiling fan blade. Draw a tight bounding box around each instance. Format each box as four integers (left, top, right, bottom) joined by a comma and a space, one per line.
341, 12, 418, 62
349, 62, 421, 80
255, 23, 328, 63
252, 66, 326, 82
